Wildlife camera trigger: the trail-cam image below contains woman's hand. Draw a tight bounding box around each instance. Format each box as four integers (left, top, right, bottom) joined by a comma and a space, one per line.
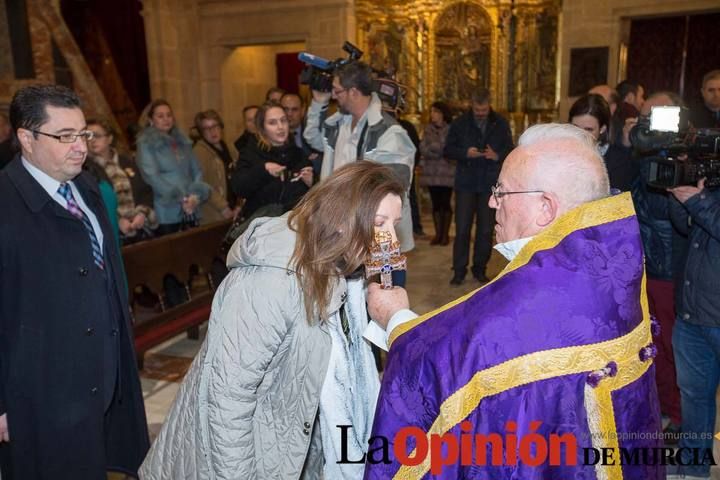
119, 217, 134, 235
265, 162, 287, 178
130, 213, 146, 230
182, 195, 199, 214
298, 166, 314, 187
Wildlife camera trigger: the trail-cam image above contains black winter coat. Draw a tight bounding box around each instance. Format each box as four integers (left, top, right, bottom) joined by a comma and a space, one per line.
603, 144, 640, 192
631, 158, 678, 280
0, 157, 149, 479
443, 109, 513, 193
231, 140, 311, 218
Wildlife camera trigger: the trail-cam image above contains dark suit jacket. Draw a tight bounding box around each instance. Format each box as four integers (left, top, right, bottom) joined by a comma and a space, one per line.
444, 109, 514, 193
0, 156, 149, 479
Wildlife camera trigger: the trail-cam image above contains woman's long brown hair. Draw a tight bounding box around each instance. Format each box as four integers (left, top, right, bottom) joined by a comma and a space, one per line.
289, 161, 405, 323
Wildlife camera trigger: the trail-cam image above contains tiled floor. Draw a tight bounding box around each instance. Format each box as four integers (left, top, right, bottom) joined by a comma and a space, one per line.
139, 211, 720, 479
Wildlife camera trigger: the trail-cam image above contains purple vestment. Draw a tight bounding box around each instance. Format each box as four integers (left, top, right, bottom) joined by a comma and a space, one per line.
366, 194, 664, 479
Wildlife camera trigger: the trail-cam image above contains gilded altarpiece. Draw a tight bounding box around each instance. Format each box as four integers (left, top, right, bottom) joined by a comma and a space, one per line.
355, 0, 560, 125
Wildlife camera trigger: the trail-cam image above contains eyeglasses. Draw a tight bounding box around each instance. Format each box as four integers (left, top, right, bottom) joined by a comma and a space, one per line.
32, 129, 95, 143
201, 124, 222, 132
491, 182, 544, 203
332, 87, 348, 96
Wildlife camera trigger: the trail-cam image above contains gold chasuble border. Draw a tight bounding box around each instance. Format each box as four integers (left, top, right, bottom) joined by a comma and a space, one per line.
389, 193, 650, 479
388, 192, 637, 346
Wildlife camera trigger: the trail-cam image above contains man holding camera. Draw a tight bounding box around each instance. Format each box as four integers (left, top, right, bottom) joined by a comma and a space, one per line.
304, 61, 416, 253
631, 91, 685, 439
665, 178, 720, 480
443, 88, 513, 285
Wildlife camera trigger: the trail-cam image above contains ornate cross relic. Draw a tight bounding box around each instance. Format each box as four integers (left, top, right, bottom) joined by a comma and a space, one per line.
365, 230, 407, 289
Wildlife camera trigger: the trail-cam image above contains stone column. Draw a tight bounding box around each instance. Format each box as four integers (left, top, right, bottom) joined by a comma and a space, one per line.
140, 0, 201, 132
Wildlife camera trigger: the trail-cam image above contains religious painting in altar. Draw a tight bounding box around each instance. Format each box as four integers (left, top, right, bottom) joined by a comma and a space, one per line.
433, 3, 492, 105
355, 0, 560, 119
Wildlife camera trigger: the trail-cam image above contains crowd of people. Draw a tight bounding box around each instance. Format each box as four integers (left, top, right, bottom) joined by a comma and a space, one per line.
0, 63, 719, 479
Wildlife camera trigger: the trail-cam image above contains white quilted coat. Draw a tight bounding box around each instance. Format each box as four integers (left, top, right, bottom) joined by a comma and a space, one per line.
139, 215, 355, 479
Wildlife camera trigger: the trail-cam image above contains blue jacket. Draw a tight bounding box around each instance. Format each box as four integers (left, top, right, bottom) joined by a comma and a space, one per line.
670, 188, 720, 326
443, 109, 513, 193
136, 126, 210, 224
631, 159, 679, 281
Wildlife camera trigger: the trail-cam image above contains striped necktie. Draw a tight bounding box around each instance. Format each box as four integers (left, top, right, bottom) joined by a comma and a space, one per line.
58, 183, 105, 270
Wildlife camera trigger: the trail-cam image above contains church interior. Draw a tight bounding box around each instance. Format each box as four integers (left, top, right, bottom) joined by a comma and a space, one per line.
1, 0, 720, 478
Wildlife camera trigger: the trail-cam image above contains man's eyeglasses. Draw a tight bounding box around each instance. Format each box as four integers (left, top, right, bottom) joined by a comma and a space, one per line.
332, 87, 348, 96
491, 182, 544, 203
32, 129, 95, 143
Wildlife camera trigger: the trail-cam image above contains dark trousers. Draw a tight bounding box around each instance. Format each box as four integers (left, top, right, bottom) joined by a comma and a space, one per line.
409, 177, 423, 233
428, 186, 453, 213
453, 191, 494, 277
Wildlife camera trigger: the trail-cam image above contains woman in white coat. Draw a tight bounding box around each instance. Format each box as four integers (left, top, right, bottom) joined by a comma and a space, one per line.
140, 161, 405, 479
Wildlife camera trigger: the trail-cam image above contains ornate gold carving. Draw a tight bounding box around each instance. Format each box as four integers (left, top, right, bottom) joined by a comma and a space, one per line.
355, 0, 560, 122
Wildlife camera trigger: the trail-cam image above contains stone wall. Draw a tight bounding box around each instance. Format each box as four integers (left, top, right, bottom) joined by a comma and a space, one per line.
141, 0, 354, 137
559, 0, 719, 119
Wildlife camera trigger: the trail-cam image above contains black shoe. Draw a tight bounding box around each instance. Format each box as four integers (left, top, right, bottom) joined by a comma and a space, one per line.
663, 422, 681, 446
450, 275, 464, 286
473, 273, 490, 283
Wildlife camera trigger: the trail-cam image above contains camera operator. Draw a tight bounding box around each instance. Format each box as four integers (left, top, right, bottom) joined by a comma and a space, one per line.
666, 178, 720, 480
630, 91, 686, 438
304, 61, 417, 253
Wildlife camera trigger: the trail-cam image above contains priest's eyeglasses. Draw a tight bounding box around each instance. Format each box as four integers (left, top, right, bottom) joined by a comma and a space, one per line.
491, 182, 544, 203
32, 129, 96, 143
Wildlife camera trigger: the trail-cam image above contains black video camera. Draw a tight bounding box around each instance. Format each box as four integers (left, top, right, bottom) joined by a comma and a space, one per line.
298, 42, 363, 92
630, 106, 720, 188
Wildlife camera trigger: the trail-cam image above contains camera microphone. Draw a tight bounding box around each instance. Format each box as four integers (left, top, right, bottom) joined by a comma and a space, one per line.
297, 52, 332, 70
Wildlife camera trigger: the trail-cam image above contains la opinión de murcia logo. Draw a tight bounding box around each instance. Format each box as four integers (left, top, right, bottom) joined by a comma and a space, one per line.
336, 422, 717, 475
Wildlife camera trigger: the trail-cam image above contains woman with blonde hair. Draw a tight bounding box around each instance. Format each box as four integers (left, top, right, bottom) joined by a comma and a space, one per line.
192, 109, 238, 224
140, 161, 405, 480
136, 99, 210, 234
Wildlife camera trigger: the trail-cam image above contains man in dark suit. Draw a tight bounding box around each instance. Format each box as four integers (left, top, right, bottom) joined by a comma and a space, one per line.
444, 88, 513, 285
0, 85, 149, 479
281, 92, 323, 177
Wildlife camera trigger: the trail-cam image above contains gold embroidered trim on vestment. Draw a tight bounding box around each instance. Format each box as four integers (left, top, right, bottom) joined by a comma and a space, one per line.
388, 193, 636, 347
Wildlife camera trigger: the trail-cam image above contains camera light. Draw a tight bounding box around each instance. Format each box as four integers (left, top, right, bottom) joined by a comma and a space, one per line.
650, 106, 681, 133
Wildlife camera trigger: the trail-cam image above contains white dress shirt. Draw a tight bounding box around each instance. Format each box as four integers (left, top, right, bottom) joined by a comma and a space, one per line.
22, 157, 104, 248
332, 111, 368, 171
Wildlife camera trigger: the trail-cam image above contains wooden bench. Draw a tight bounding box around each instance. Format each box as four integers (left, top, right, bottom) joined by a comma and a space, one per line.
122, 220, 232, 369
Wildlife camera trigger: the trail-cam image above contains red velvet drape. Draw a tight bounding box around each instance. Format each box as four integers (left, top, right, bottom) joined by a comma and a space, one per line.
627, 12, 720, 107
276, 52, 304, 95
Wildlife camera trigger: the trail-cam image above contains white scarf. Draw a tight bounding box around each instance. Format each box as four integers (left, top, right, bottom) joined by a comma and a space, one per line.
319, 277, 380, 479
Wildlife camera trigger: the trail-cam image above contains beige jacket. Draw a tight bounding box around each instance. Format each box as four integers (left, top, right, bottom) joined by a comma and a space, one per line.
193, 140, 233, 224
139, 215, 348, 479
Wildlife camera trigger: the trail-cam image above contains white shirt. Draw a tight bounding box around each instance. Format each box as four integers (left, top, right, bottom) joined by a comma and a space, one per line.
363, 236, 535, 351
22, 157, 104, 248
332, 111, 368, 171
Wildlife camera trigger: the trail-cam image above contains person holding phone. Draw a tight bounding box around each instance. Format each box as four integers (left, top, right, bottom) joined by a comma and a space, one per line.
231, 102, 312, 219
443, 88, 513, 285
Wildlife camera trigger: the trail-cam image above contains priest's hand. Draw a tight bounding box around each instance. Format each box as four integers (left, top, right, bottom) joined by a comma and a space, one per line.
0, 413, 9, 442
367, 283, 409, 329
